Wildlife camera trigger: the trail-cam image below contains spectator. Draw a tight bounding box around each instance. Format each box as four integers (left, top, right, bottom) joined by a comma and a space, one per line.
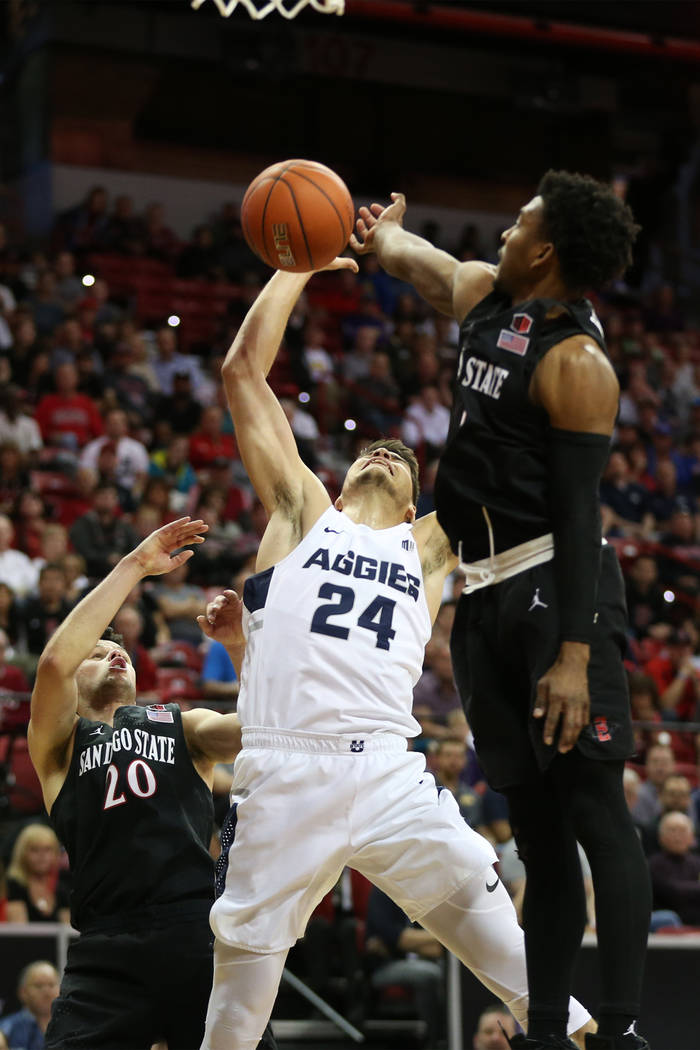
100, 194, 144, 255
59, 551, 89, 605
102, 340, 155, 426
599, 451, 651, 537
640, 774, 698, 855
177, 224, 222, 281
12, 490, 47, 560
630, 743, 676, 825
624, 555, 670, 639
142, 201, 179, 262
472, 1003, 518, 1050
53, 250, 84, 311
112, 603, 158, 699
279, 397, 319, 470
188, 405, 236, 474
20, 562, 73, 661
0, 386, 42, 460
645, 628, 700, 723
647, 459, 695, 530
32, 524, 70, 573
8, 314, 40, 389
26, 271, 66, 336
154, 370, 203, 435
35, 361, 103, 451
364, 886, 444, 1049
648, 812, 700, 927
0, 515, 39, 598
5, 825, 70, 923
150, 325, 205, 402
151, 561, 206, 646
342, 325, 380, 384
149, 435, 198, 510
201, 640, 238, 703
656, 510, 700, 595
0, 582, 21, 646
413, 612, 468, 742
432, 737, 482, 827
351, 351, 402, 437
68, 482, 139, 580
401, 385, 450, 459
53, 185, 109, 255
0, 961, 60, 1050
0, 443, 31, 517
623, 766, 643, 817
0, 627, 29, 699
79, 407, 149, 494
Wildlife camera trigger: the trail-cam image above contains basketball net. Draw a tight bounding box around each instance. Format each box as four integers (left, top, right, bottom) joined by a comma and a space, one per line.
191, 0, 344, 19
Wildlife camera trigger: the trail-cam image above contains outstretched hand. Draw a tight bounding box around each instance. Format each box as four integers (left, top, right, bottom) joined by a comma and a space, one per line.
197, 589, 244, 649
131, 517, 208, 578
350, 192, 407, 255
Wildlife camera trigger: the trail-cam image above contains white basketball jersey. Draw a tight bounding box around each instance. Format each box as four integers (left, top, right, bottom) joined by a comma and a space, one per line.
238, 506, 431, 737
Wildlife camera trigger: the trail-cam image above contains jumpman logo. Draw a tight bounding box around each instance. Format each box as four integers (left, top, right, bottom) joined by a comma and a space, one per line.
528, 588, 549, 612
90, 725, 105, 736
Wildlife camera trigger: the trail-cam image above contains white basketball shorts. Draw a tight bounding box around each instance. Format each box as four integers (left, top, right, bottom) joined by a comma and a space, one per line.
210, 728, 498, 953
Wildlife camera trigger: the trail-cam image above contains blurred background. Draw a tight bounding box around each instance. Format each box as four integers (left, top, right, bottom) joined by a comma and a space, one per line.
0, 2, 698, 1049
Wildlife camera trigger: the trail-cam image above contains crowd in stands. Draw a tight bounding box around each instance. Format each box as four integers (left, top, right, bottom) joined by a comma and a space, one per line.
0, 184, 699, 1044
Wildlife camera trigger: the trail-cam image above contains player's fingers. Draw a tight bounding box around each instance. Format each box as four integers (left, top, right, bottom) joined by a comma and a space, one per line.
196, 615, 213, 638
221, 590, 240, 601
559, 704, 581, 753
533, 679, 548, 718
349, 233, 370, 255
170, 549, 194, 568
542, 696, 562, 746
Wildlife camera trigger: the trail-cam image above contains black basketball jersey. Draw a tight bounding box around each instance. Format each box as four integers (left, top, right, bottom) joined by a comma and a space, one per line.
50, 703, 214, 932
435, 290, 607, 562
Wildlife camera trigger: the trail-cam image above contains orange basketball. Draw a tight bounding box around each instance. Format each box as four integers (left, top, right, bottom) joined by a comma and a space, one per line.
241, 159, 355, 273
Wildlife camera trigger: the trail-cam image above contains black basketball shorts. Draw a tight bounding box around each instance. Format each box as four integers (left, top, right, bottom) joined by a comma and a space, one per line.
451, 544, 635, 791
44, 906, 213, 1050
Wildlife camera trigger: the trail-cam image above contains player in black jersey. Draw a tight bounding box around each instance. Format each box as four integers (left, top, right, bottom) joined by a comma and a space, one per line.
352, 172, 651, 1050
27, 518, 253, 1050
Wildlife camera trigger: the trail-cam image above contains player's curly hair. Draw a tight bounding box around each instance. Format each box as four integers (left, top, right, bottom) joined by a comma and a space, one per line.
101, 625, 125, 648
361, 438, 420, 504
537, 170, 640, 293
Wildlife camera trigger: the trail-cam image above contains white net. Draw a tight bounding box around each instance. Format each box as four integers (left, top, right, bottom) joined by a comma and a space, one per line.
191, 0, 344, 19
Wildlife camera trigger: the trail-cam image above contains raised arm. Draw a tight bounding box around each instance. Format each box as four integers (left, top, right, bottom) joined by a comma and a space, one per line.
412, 512, 459, 622
221, 262, 355, 567
351, 192, 495, 321
29, 518, 207, 789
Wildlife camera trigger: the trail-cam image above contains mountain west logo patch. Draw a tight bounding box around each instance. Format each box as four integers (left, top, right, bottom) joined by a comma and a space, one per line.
511, 313, 533, 334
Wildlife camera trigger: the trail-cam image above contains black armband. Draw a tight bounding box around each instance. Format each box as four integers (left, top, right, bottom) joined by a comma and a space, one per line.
548, 428, 610, 645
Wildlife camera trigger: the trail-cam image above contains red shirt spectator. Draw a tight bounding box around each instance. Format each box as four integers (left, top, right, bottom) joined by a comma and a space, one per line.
645, 629, 700, 722
188, 406, 237, 471
35, 361, 103, 448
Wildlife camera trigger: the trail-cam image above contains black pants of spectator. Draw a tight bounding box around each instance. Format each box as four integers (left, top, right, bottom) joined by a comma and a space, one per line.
301, 914, 363, 1016
502, 752, 651, 1041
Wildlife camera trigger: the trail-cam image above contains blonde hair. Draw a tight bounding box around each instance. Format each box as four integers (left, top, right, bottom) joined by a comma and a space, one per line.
6, 824, 61, 887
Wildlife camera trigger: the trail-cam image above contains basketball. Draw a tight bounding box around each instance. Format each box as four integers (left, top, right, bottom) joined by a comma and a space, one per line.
240, 159, 355, 273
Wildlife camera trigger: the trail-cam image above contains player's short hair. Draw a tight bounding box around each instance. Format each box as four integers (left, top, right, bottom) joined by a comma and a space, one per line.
361, 438, 420, 504
537, 170, 640, 293
102, 625, 125, 648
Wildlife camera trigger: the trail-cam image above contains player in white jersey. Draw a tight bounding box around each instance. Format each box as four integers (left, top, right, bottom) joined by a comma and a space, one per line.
199, 262, 595, 1050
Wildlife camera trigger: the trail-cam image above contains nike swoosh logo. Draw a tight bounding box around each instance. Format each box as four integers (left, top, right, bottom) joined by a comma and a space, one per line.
486, 877, 499, 893
324, 527, 341, 534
